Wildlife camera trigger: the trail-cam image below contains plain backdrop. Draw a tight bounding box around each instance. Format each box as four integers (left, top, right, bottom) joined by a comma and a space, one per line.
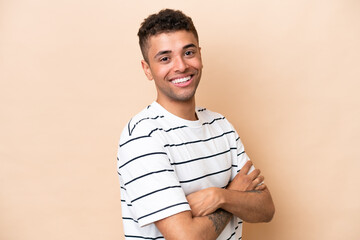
1, 0, 360, 239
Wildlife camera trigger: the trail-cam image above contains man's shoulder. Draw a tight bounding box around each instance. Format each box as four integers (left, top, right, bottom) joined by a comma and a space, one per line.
196, 107, 227, 122
120, 104, 164, 140
196, 107, 238, 135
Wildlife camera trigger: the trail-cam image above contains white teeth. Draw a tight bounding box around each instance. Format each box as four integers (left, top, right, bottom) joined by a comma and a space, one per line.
172, 76, 191, 84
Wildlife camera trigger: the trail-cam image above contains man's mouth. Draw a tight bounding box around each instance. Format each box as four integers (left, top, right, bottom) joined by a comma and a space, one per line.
171, 75, 192, 84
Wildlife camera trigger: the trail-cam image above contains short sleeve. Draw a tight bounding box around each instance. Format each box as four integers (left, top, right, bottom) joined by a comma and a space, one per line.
234, 131, 251, 172
117, 134, 190, 227
224, 121, 253, 176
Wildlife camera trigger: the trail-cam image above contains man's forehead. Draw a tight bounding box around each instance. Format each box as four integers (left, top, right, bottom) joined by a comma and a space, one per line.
147, 30, 198, 51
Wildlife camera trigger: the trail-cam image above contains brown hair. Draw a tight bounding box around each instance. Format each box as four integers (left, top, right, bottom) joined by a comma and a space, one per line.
138, 9, 199, 63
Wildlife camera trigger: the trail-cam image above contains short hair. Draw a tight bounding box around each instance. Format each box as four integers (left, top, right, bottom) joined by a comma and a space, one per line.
138, 9, 199, 63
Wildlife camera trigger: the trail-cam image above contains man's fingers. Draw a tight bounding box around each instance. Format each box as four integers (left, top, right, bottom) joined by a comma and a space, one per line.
257, 175, 264, 184
255, 183, 267, 191
248, 168, 261, 180
247, 175, 265, 191
239, 161, 253, 175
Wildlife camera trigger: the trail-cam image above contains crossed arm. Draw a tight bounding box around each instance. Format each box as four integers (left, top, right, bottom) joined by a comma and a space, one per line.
155, 161, 275, 240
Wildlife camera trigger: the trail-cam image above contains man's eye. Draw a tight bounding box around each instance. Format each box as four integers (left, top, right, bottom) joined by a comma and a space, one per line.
185, 51, 194, 56
160, 57, 169, 62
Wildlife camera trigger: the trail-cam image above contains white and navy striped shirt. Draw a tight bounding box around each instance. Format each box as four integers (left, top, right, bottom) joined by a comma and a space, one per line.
117, 102, 250, 240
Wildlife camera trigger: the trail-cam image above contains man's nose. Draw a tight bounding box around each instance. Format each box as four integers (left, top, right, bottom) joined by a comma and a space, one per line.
173, 56, 187, 72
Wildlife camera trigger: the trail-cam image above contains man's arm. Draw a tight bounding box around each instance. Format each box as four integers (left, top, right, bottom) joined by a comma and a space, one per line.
187, 161, 275, 223
219, 160, 275, 222
218, 186, 274, 222
155, 209, 231, 240
154, 161, 270, 240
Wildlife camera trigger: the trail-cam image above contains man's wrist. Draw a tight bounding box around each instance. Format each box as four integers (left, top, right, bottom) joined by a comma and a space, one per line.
215, 188, 227, 210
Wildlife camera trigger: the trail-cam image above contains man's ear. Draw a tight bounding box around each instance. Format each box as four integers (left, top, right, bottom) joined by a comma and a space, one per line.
141, 60, 153, 80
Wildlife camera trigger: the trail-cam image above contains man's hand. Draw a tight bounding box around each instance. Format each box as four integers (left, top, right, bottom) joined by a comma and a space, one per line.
227, 161, 267, 192
186, 187, 221, 217
187, 161, 266, 217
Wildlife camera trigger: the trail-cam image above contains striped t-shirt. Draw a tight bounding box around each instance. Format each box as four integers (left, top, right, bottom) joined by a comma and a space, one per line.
117, 102, 250, 240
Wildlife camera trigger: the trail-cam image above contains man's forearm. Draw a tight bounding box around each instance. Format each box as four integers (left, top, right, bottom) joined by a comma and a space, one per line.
220, 160, 275, 222
155, 209, 231, 240
187, 186, 274, 223
219, 187, 275, 223
186, 161, 275, 225
207, 209, 232, 235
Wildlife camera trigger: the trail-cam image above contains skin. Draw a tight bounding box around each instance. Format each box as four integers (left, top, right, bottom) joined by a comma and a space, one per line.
186, 161, 274, 223
141, 30, 275, 240
141, 30, 202, 120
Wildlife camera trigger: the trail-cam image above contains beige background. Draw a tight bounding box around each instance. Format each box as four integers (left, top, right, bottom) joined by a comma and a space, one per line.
1, 0, 360, 239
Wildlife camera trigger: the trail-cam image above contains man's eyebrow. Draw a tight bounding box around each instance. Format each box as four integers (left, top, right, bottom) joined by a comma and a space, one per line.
154, 50, 171, 59
183, 43, 197, 49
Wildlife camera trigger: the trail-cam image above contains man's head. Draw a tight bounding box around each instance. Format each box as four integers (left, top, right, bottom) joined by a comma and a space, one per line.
138, 9, 199, 63
138, 9, 203, 112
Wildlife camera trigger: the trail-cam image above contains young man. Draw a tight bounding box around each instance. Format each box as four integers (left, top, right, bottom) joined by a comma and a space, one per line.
117, 9, 275, 240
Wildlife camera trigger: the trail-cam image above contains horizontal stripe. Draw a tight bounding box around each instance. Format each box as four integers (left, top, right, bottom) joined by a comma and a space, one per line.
179, 166, 232, 184
164, 130, 235, 147
138, 202, 188, 221
225, 221, 243, 240
131, 185, 181, 203
124, 234, 164, 239
124, 169, 175, 186
122, 217, 138, 223
197, 108, 206, 112
120, 125, 188, 148
121, 118, 228, 148
121, 199, 132, 207
148, 125, 187, 136
237, 151, 245, 156
226, 231, 236, 240
121, 199, 132, 206
119, 135, 151, 148
202, 116, 225, 126
118, 152, 167, 169
171, 147, 237, 166
128, 115, 164, 136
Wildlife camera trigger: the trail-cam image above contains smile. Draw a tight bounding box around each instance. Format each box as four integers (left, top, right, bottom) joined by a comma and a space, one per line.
171, 75, 192, 84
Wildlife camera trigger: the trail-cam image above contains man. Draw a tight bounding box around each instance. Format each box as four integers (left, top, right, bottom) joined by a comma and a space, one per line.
117, 9, 275, 240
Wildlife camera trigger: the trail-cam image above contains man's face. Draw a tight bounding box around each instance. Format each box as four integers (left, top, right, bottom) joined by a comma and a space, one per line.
141, 30, 203, 105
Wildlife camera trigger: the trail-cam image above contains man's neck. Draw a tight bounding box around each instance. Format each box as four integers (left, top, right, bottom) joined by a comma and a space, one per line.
156, 98, 198, 121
